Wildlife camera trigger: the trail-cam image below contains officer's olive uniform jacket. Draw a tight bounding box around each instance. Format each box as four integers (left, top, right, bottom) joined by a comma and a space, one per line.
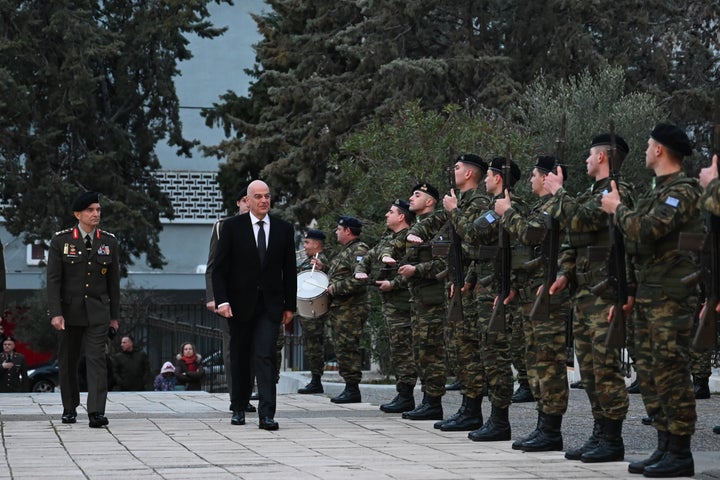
47, 227, 121, 325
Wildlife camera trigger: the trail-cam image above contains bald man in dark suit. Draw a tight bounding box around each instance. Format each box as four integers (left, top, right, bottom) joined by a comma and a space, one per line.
213, 180, 296, 430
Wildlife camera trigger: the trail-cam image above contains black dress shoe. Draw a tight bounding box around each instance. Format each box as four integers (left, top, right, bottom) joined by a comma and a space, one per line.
259, 417, 279, 430
250, 392, 259, 401
61, 410, 77, 424
88, 413, 109, 428
231, 411, 245, 425
245, 403, 257, 413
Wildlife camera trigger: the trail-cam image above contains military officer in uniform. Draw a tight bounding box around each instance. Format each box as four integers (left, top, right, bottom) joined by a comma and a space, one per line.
296, 229, 330, 394
602, 123, 701, 477
48, 191, 120, 428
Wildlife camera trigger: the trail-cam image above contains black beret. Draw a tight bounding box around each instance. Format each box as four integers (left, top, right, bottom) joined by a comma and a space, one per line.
392, 199, 412, 217
457, 154, 488, 173
411, 182, 440, 201
72, 191, 100, 212
236, 186, 248, 202
305, 229, 326, 241
488, 157, 521, 186
650, 123, 692, 157
534, 155, 568, 181
590, 133, 630, 155
338, 216, 362, 229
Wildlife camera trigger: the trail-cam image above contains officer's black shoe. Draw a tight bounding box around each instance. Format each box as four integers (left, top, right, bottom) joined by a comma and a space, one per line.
231, 411, 246, 425
628, 430, 668, 474
402, 395, 442, 421
330, 383, 361, 404
714, 425, 720, 434
434, 395, 467, 429
641, 416, 653, 426
88, 412, 109, 428
581, 418, 624, 463
380, 393, 415, 413
511, 380, 534, 403
245, 402, 256, 413
693, 376, 710, 399
570, 379, 584, 389
298, 374, 324, 394
642, 434, 694, 478
513, 412, 542, 450
520, 414, 563, 452
445, 380, 463, 391
627, 378, 641, 394
467, 405, 510, 442
565, 418, 602, 460
440, 396, 483, 431
61, 410, 77, 424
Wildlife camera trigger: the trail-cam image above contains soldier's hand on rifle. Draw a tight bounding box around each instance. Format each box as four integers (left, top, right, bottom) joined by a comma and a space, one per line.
549, 275, 568, 295
543, 166, 564, 195
443, 189, 458, 212
699, 154, 719, 189
606, 296, 635, 322
355, 272, 368, 280
494, 193, 512, 216
398, 264, 416, 278
376, 280, 392, 292
600, 180, 621, 214
461, 282, 473, 294
502, 289, 517, 305
406, 234, 423, 244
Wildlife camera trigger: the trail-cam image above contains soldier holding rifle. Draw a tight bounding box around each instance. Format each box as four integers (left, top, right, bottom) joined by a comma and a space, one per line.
601, 123, 701, 477
543, 133, 634, 463
355, 199, 417, 414
495, 154, 571, 452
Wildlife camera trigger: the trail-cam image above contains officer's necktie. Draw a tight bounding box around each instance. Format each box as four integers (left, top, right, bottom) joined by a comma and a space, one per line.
257, 220, 266, 264
85, 234, 92, 250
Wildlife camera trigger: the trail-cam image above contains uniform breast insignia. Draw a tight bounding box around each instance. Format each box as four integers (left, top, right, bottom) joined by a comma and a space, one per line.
355, 256, 364, 263
101, 268, 108, 276
64, 243, 80, 257
98, 245, 111, 255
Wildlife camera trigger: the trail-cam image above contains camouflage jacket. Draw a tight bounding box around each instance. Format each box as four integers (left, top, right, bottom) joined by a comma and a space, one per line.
298, 251, 329, 273
356, 228, 409, 290
616, 171, 702, 275
327, 238, 369, 298
700, 177, 720, 216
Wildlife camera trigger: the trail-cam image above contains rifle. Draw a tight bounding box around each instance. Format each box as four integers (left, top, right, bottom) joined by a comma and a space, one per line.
529, 114, 565, 325
602, 120, 629, 349
445, 151, 465, 326
691, 122, 720, 350
488, 147, 513, 333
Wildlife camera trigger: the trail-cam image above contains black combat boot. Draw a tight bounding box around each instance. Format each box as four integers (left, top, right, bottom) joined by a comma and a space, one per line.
693, 376, 710, 399
380, 383, 415, 413
513, 411, 543, 450
440, 396, 483, 431
714, 425, 720, 434
298, 374, 324, 394
511, 380, 534, 403
520, 413, 563, 452
628, 429, 668, 474
467, 405, 510, 441
565, 417, 602, 460
627, 378, 641, 394
581, 418, 624, 463
330, 382, 361, 404
434, 394, 467, 429
642, 433, 694, 478
402, 394, 443, 420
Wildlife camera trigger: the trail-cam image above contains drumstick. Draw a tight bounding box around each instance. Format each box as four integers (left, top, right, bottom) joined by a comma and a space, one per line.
303, 279, 327, 290
310, 252, 319, 275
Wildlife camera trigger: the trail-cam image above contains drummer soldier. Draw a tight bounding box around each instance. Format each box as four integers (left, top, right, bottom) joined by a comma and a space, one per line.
296, 229, 330, 394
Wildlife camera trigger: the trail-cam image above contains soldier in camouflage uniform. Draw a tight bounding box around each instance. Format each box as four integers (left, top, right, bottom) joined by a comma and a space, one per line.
601, 123, 700, 477
464, 157, 522, 442
382, 183, 448, 421
432, 154, 491, 432
316, 216, 369, 404
543, 134, 634, 463
495, 155, 571, 452
355, 199, 417, 413
296, 229, 330, 394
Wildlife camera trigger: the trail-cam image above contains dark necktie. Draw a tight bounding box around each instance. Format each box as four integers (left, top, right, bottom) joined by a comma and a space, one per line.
85, 234, 92, 250
257, 220, 266, 264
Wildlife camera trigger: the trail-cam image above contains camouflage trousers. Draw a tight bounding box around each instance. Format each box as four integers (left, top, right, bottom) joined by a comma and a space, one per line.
573, 289, 629, 420
329, 297, 368, 384
689, 340, 712, 379
455, 289, 485, 398
477, 295, 513, 408
509, 306, 528, 383
519, 288, 570, 416
410, 298, 447, 397
443, 285, 464, 379
299, 314, 328, 377
634, 290, 696, 435
382, 300, 417, 391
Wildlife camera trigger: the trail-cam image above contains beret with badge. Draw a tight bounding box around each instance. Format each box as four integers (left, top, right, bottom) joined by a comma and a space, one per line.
338, 216, 362, 230
305, 229, 326, 241
411, 182, 440, 201
72, 191, 100, 212
488, 157, 522, 187
590, 133, 630, 156
457, 154, 488, 173
534, 155, 569, 181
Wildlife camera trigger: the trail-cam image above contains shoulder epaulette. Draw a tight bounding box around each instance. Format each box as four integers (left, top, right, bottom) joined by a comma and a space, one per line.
54, 227, 73, 236
98, 229, 116, 238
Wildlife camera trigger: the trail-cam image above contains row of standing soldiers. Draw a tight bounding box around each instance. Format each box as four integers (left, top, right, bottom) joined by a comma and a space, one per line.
300, 122, 719, 479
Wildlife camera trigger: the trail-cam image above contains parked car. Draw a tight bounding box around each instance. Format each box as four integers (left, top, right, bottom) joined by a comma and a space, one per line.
27, 360, 59, 393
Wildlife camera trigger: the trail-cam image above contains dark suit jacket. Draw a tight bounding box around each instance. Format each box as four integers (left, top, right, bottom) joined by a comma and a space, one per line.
212, 213, 296, 321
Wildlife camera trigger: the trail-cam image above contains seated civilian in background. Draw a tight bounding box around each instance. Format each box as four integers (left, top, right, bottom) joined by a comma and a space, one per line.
154, 361, 178, 391
175, 342, 205, 391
